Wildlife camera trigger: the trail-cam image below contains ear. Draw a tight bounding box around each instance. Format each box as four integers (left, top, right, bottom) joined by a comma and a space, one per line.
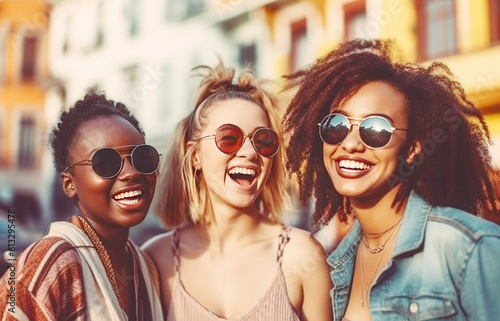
61, 172, 77, 198
406, 141, 422, 164
187, 141, 201, 170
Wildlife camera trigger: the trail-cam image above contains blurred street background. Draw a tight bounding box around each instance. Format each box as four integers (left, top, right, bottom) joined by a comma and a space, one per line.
0, 0, 499, 250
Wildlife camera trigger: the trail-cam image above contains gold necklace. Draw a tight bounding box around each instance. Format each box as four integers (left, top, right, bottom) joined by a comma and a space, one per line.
360, 218, 403, 307
362, 217, 403, 254
77, 216, 125, 311
362, 216, 403, 239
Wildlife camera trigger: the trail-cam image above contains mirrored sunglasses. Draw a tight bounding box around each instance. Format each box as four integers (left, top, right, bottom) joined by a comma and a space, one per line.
318, 113, 407, 149
64, 144, 161, 178
198, 123, 280, 157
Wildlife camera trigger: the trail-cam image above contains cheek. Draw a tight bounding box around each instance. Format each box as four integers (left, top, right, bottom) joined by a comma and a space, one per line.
146, 174, 157, 192
322, 144, 337, 169
76, 177, 112, 202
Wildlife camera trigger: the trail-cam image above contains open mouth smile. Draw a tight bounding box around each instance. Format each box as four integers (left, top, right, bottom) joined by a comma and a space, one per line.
336, 159, 374, 178
228, 167, 257, 187
113, 189, 143, 206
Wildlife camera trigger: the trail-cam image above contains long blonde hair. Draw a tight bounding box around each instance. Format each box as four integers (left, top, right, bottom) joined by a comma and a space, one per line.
156, 62, 289, 227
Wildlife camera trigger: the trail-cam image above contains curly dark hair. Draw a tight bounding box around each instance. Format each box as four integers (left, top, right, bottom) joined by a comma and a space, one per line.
49, 89, 144, 174
282, 38, 499, 231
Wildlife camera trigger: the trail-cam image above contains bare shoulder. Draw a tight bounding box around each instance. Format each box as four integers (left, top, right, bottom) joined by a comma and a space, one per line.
285, 227, 328, 262
141, 230, 176, 273
141, 231, 174, 261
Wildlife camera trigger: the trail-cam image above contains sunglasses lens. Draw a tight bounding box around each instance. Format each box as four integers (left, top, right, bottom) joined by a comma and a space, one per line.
132, 145, 160, 174
92, 148, 122, 178
320, 114, 350, 145
359, 117, 392, 148
215, 124, 244, 154
253, 128, 279, 157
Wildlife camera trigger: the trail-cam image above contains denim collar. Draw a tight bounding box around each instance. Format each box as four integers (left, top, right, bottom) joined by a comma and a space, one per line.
327, 191, 432, 267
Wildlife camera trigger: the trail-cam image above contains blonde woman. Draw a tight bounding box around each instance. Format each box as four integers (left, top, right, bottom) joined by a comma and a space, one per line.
143, 62, 332, 321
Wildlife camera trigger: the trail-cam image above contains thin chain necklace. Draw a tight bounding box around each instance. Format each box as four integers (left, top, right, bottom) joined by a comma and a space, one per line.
360, 217, 403, 307
362, 216, 403, 239
77, 216, 125, 311
362, 216, 403, 254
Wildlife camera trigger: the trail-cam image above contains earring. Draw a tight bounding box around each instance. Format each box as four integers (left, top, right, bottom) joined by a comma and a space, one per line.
69, 185, 75, 190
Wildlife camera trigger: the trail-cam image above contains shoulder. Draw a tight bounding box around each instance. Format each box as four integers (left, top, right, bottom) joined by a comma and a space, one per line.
18, 236, 81, 270
3, 236, 83, 294
141, 230, 176, 275
282, 226, 329, 271
428, 206, 500, 241
142, 230, 176, 257
287, 227, 328, 254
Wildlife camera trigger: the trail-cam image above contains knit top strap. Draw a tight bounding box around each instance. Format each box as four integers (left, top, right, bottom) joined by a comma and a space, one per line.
172, 229, 180, 273
276, 225, 291, 268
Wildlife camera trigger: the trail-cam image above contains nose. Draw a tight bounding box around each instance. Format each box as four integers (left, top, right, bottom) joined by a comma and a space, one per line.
117, 155, 140, 180
236, 135, 258, 159
340, 124, 365, 153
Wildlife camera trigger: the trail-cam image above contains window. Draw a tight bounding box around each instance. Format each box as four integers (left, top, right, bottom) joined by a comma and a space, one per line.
239, 43, 256, 68
0, 25, 8, 84
21, 35, 38, 81
186, 0, 204, 17
490, 0, 500, 44
18, 116, 36, 169
0, 112, 3, 168
95, 1, 104, 46
417, 0, 457, 60
165, 0, 205, 21
344, 0, 366, 40
129, 0, 139, 36
290, 18, 308, 72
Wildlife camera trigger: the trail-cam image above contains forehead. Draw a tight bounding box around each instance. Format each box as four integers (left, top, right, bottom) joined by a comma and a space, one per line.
335, 81, 408, 118
203, 99, 270, 132
70, 115, 144, 159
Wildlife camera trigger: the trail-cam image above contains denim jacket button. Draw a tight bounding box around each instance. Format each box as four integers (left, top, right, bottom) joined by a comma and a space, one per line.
409, 302, 419, 314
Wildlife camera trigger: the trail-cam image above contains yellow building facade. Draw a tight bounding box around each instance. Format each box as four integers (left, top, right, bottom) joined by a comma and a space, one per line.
260, 0, 500, 167
0, 0, 52, 222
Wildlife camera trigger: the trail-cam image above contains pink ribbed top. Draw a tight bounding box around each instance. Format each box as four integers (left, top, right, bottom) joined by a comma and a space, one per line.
166, 226, 301, 321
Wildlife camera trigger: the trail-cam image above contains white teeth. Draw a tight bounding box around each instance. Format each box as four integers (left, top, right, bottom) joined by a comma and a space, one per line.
228, 167, 256, 176
113, 190, 143, 200
116, 199, 139, 205
339, 160, 371, 170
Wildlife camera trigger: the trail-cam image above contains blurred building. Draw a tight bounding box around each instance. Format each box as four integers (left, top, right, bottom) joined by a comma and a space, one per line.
0, 0, 63, 227
2, 0, 496, 230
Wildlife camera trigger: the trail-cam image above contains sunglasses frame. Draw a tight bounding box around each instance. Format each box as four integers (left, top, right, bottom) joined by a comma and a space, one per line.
64, 144, 161, 178
318, 113, 407, 149
197, 123, 280, 157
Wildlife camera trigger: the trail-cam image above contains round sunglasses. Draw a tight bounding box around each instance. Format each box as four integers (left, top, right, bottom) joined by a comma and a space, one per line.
318, 113, 407, 149
64, 144, 161, 178
197, 124, 280, 157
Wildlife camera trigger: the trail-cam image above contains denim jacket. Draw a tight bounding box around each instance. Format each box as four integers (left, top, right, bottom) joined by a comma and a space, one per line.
327, 191, 500, 321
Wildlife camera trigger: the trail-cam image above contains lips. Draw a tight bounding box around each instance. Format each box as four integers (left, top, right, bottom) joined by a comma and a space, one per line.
112, 189, 143, 206
335, 158, 373, 178
228, 166, 257, 187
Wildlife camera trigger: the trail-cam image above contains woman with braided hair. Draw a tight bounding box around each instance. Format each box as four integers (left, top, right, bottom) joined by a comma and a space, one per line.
143, 62, 332, 321
282, 39, 500, 320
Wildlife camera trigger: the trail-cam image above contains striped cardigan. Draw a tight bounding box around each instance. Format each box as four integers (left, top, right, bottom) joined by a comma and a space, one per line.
0, 221, 163, 321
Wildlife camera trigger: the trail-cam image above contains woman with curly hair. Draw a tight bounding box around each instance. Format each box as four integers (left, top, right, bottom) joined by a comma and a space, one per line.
143, 62, 332, 321
282, 39, 500, 320
0, 90, 163, 320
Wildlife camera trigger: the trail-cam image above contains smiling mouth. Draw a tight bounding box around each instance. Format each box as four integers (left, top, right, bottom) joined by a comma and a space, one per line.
113, 189, 143, 206
338, 159, 373, 171
228, 167, 257, 187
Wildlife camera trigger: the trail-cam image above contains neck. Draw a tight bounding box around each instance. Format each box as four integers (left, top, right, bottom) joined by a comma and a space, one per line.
350, 187, 408, 246
74, 215, 129, 256
196, 203, 268, 254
